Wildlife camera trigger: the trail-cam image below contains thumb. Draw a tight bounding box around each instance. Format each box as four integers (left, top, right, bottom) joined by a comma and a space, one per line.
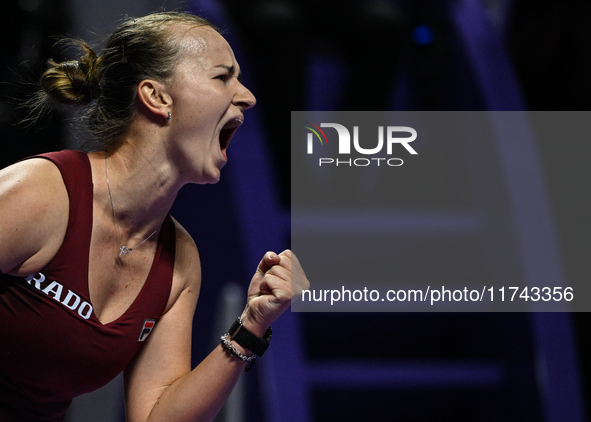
257, 251, 280, 274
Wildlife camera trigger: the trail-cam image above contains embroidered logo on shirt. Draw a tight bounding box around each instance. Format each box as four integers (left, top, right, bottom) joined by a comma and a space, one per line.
138, 318, 157, 342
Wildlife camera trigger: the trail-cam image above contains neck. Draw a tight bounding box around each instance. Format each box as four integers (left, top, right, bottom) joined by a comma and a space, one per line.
91, 140, 182, 243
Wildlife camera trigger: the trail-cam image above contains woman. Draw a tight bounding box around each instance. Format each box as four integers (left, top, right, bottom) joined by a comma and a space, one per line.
0, 11, 308, 422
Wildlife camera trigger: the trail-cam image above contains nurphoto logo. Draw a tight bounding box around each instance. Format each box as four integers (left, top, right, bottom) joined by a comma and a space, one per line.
303, 121, 417, 167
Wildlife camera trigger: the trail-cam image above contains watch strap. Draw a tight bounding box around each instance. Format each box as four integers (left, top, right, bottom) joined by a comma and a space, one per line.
228, 317, 272, 357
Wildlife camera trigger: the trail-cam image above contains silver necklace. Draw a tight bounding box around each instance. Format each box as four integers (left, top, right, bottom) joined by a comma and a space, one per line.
105, 155, 157, 258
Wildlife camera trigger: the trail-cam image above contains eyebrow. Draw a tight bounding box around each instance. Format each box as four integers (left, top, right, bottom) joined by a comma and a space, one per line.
214, 64, 243, 82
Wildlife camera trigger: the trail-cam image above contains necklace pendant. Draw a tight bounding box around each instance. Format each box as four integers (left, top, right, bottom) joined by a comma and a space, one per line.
119, 246, 130, 257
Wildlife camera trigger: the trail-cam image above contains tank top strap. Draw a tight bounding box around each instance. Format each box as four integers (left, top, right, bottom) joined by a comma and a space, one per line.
26, 150, 93, 290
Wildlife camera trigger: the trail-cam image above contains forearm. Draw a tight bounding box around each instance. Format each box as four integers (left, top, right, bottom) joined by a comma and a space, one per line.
144, 343, 248, 422
132, 249, 306, 422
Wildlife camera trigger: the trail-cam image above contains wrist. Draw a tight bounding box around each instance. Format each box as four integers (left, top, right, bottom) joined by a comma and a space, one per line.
220, 317, 272, 371
220, 333, 255, 362
227, 336, 253, 357
227, 317, 272, 356
239, 309, 269, 338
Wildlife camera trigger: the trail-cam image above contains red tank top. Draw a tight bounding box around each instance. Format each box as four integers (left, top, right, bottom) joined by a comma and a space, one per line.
0, 150, 175, 421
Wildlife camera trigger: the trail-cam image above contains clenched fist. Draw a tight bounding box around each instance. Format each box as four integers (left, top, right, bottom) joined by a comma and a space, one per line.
240, 250, 309, 337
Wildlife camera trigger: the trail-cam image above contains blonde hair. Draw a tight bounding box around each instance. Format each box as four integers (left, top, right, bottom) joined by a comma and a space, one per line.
31, 12, 216, 149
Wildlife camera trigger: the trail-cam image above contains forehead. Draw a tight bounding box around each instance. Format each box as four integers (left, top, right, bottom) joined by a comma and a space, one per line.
175, 25, 235, 68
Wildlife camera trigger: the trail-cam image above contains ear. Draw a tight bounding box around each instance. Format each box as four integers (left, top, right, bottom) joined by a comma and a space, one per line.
137, 79, 172, 121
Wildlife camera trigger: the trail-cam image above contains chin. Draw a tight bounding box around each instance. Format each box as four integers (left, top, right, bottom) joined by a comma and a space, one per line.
195, 170, 222, 185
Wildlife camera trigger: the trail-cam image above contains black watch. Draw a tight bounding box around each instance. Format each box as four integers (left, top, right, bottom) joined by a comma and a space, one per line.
228, 317, 272, 357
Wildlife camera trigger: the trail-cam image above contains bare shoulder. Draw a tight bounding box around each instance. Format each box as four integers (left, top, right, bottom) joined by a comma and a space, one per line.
0, 158, 69, 275
160, 217, 202, 314
172, 217, 201, 287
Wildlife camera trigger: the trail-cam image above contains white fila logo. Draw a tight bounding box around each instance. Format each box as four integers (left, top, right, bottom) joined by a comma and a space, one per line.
138, 319, 157, 342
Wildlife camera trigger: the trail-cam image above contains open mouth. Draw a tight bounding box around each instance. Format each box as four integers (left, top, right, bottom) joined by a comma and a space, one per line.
219, 118, 243, 154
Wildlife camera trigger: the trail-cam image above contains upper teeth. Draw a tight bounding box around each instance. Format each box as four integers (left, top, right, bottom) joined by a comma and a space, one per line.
224, 119, 243, 130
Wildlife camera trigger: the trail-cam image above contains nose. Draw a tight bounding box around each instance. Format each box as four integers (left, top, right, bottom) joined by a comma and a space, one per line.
233, 82, 257, 111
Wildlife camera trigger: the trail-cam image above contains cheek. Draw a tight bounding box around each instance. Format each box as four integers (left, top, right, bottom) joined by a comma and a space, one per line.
171, 81, 229, 132
180, 93, 219, 122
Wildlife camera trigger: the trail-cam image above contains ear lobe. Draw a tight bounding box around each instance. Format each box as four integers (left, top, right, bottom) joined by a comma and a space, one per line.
137, 79, 172, 120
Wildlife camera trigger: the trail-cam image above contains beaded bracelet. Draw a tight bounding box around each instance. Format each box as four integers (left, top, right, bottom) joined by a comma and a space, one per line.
220, 333, 257, 362
220, 333, 258, 371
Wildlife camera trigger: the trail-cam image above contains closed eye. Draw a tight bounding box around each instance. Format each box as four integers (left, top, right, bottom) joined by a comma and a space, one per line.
213, 64, 240, 83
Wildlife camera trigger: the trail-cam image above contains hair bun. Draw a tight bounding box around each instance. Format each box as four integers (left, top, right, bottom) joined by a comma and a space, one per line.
40, 42, 101, 106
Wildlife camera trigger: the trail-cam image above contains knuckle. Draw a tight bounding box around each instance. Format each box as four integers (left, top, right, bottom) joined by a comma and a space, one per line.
269, 265, 287, 278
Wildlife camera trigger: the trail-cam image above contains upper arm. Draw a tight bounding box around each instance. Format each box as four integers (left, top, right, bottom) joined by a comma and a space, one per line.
0, 158, 69, 276
124, 220, 202, 422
